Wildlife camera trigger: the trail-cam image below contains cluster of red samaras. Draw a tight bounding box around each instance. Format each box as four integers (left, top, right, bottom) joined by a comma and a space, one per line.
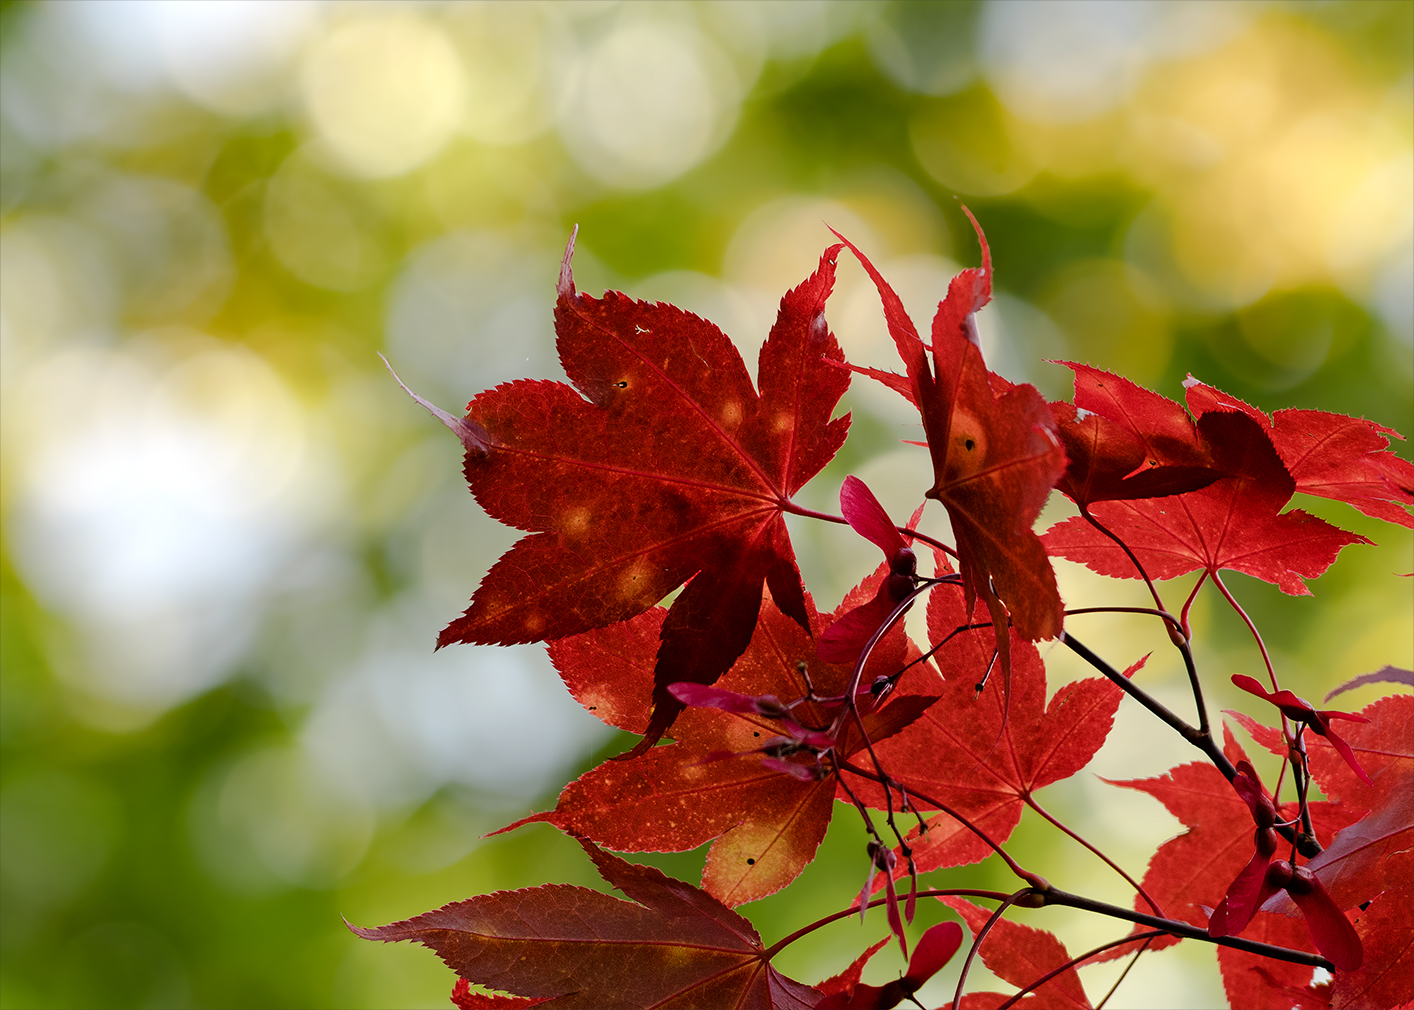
360, 223, 1413, 1008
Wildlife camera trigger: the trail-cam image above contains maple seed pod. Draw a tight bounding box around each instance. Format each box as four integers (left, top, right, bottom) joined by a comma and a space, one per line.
761, 738, 805, 759
1264, 860, 1295, 892
867, 839, 896, 872
888, 546, 917, 577
1254, 826, 1279, 859
753, 695, 792, 720
1286, 865, 1317, 896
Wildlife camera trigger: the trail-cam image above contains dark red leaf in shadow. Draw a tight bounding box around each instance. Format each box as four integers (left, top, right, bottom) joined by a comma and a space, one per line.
1326, 665, 1414, 702
1044, 409, 1371, 595
1184, 378, 1413, 528
1050, 363, 1222, 506
351, 836, 827, 1009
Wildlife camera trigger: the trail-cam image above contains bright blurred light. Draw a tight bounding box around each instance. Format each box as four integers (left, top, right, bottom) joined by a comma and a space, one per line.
264, 149, 389, 291
558, 14, 740, 189
1127, 16, 1414, 308
1373, 243, 1414, 347
301, 13, 466, 179
446, 2, 567, 146
7, 342, 317, 721
866, 0, 978, 96
301, 605, 613, 808
0, 215, 117, 366
980, 0, 1155, 124
153, 0, 315, 116
192, 744, 374, 891
909, 89, 1041, 197
979, 0, 1248, 125
73, 174, 233, 324
752, 0, 860, 61
385, 229, 559, 402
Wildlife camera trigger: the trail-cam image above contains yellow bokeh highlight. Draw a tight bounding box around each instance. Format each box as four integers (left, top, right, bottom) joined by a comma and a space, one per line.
302, 13, 466, 178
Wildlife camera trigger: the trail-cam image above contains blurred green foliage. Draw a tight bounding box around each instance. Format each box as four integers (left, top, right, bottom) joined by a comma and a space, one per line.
1, 2, 1409, 1007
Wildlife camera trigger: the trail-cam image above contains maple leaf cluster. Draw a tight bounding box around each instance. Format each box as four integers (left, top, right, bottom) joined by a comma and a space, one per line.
361, 222, 1413, 1009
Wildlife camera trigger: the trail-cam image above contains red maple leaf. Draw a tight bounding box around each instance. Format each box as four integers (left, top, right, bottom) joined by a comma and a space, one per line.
1227, 695, 1413, 819
1228, 695, 1413, 916
418, 230, 851, 746
939, 896, 1092, 1009
511, 584, 936, 906
1108, 726, 1363, 964
816, 922, 964, 1009
1232, 674, 1373, 784
833, 215, 1065, 688
1050, 362, 1222, 507
351, 836, 830, 1009
1281, 780, 1414, 918
1332, 890, 1414, 1010
1043, 407, 1371, 595
861, 564, 1126, 877
1184, 378, 1414, 528
1215, 910, 1327, 1010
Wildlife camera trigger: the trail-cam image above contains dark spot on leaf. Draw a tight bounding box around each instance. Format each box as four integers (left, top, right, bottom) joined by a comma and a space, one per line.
615, 380, 629, 389
964, 438, 976, 451
746, 858, 756, 865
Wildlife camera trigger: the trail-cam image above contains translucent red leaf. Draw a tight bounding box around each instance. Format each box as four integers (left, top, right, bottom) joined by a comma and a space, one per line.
1184, 378, 1414, 528
1044, 409, 1372, 595
1215, 909, 1323, 1010
452, 979, 552, 1009
834, 220, 1065, 678
1331, 891, 1414, 1009
1261, 771, 1413, 918
1111, 725, 1365, 964
818, 922, 965, 1009
520, 584, 935, 906
351, 836, 827, 1009
1288, 865, 1364, 971
861, 573, 1124, 877
1050, 363, 1221, 506
437, 231, 851, 746
1227, 695, 1413, 819
940, 897, 1092, 1009
1108, 754, 1257, 956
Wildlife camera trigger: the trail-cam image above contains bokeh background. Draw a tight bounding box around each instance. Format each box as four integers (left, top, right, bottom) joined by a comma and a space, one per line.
1, 2, 1410, 1007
